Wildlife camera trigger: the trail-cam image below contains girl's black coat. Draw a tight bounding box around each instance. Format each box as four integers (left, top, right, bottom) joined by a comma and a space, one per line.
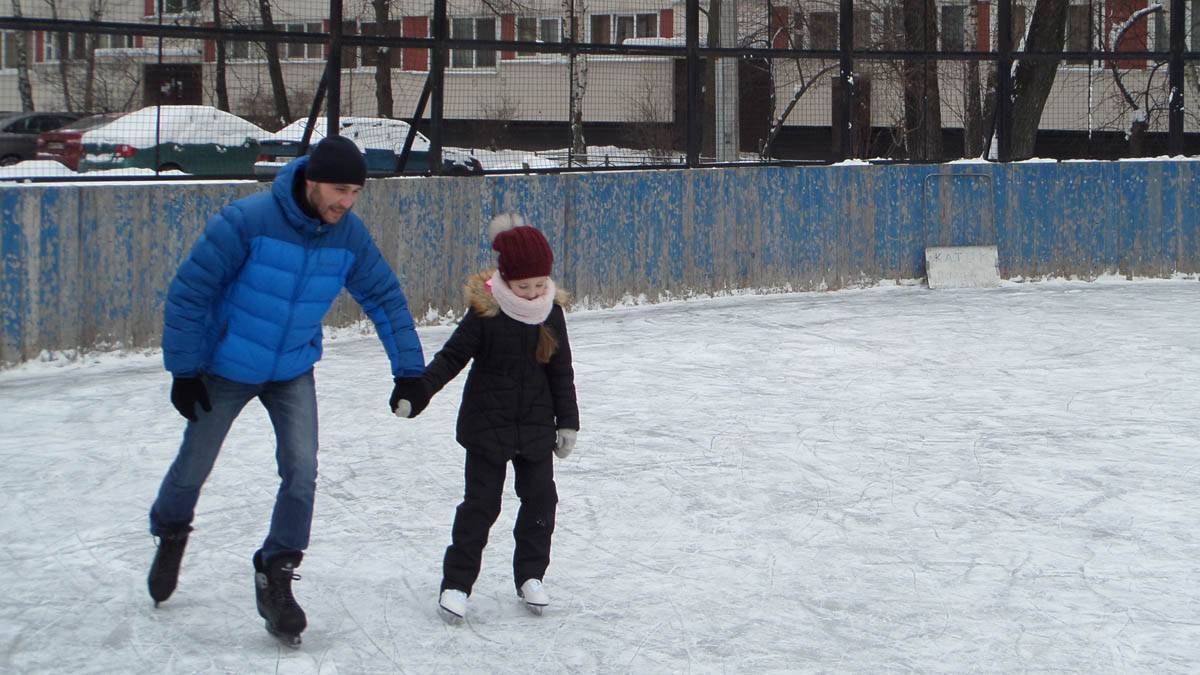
422, 271, 579, 462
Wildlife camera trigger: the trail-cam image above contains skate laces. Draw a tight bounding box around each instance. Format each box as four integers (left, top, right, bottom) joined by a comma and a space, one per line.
270, 565, 302, 609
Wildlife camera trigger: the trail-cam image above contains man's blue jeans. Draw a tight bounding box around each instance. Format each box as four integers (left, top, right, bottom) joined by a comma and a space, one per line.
149, 370, 319, 562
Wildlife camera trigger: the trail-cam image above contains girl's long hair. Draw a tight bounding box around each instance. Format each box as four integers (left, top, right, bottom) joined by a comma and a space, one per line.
536, 324, 558, 364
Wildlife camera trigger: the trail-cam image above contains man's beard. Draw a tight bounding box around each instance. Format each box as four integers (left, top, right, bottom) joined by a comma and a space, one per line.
308, 187, 345, 224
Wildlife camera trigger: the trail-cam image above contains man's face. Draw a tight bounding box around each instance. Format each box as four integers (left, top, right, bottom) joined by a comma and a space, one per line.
306, 180, 363, 224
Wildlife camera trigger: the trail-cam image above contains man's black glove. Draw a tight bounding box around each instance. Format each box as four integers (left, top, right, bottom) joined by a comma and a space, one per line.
171, 377, 212, 422
389, 376, 431, 419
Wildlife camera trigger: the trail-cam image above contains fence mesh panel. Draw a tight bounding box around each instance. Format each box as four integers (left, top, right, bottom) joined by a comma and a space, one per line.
0, 0, 1197, 180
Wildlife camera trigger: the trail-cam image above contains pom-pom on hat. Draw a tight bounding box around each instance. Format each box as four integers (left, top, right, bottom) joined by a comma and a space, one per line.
489, 213, 554, 281
306, 135, 367, 186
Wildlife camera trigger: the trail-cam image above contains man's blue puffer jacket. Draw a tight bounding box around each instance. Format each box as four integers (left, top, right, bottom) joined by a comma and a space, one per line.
162, 156, 425, 384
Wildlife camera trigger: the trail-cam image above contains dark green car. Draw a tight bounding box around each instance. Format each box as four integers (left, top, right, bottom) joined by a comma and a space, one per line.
78, 105, 269, 175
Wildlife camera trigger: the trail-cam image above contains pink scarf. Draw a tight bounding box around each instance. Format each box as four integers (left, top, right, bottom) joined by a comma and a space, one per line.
488, 270, 555, 325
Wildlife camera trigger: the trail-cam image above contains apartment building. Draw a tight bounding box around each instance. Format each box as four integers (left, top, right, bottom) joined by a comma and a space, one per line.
2, 0, 1197, 141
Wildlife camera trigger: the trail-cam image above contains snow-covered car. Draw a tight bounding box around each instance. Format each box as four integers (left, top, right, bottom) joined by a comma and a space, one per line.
77, 106, 270, 175
254, 117, 484, 177
36, 113, 125, 170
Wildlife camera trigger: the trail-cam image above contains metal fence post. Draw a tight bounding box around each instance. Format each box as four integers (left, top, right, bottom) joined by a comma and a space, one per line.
430, 0, 446, 174
328, 0, 342, 136
1168, 0, 1184, 155
995, 0, 1012, 162
837, 0, 853, 161
686, 0, 700, 167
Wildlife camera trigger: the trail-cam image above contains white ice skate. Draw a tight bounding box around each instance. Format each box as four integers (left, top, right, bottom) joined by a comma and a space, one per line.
517, 579, 549, 616
438, 589, 468, 624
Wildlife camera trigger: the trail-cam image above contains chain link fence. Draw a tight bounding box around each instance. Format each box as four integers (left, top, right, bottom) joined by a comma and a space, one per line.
1, 0, 1197, 180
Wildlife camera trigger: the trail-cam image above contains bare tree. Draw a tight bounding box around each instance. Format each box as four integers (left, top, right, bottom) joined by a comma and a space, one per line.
213, 0, 230, 110
700, 0, 721, 157
10, 0, 35, 110
80, 0, 104, 111
476, 89, 519, 150
962, 0, 984, 157
630, 73, 677, 158
1009, 0, 1068, 159
761, 62, 839, 158
42, 0, 75, 111
564, 0, 588, 160
90, 51, 145, 112
1106, 4, 1166, 155
371, 0, 394, 118
901, 0, 942, 160
256, 0, 291, 125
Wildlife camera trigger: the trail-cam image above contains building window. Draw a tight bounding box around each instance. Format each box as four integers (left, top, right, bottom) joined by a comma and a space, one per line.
589, 15, 610, 43
635, 13, 657, 39
516, 16, 561, 55
590, 13, 656, 44
540, 17, 563, 43
451, 17, 496, 68
162, 0, 200, 15
42, 33, 58, 61
228, 38, 252, 61
103, 34, 134, 49
1, 32, 30, 69
1065, 4, 1089, 63
941, 6, 964, 51
226, 23, 323, 62
852, 10, 872, 49
361, 21, 403, 67
285, 23, 324, 60
227, 26, 265, 61
808, 11, 836, 50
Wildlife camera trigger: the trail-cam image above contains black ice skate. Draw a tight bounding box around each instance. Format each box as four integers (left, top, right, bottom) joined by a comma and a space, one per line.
147, 526, 192, 606
254, 551, 307, 647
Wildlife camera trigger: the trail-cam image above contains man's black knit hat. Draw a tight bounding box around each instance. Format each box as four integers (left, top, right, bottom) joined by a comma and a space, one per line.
306, 135, 367, 186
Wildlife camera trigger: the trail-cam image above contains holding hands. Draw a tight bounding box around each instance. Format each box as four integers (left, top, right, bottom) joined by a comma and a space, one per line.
390, 376, 431, 419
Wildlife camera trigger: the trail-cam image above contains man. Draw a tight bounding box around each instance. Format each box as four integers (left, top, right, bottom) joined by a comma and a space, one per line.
146, 135, 426, 646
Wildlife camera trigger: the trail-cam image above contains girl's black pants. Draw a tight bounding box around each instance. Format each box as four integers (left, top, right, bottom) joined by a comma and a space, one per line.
441, 449, 558, 594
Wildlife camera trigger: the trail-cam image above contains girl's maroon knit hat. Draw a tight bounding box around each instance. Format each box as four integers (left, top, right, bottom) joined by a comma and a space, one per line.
488, 213, 553, 281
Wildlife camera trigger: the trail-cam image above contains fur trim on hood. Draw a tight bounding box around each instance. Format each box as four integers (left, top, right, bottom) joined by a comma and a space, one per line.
464, 270, 570, 318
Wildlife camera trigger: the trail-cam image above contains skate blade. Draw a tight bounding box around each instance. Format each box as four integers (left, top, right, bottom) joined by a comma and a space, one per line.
438, 605, 464, 625
265, 621, 302, 647
523, 602, 545, 616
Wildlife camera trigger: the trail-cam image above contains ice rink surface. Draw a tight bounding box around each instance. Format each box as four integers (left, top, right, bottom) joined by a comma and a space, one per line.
1, 279, 1198, 673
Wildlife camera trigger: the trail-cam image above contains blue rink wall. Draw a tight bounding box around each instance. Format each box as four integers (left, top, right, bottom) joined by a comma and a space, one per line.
2, 160, 1198, 365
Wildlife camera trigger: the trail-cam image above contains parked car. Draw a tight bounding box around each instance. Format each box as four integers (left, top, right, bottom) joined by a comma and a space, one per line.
74, 106, 270, 175
254, 117, 484, 177
0, 111, 87, 165
36, 113, 125, 170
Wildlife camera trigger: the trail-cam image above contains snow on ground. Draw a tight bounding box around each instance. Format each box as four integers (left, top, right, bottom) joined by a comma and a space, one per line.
1, 279, 1198, 673
0, 160, 191, 180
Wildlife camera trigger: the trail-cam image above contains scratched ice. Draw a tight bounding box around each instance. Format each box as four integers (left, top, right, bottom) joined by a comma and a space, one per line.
1, 278, 1197, 673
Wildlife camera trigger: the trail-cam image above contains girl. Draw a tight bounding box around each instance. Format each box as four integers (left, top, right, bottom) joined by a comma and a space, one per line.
390, 213, 580, 622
